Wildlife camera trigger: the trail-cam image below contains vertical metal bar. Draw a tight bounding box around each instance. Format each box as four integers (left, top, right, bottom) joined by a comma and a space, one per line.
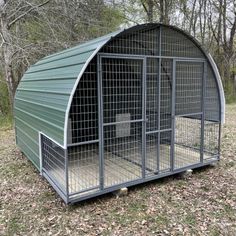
218, 123, 221, 160
97, 55, 104, 190
39, 133, 43, 175
200, 61, 206, 163
65, 147, 69, 203
142, 57, 147, 179
170, 60, 176, 171
157, 26, 162, 173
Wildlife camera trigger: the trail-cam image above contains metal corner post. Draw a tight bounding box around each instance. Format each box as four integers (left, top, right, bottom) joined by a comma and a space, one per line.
170, 59, 176, 171
142, 57, 147, 179
218, 123, 222, 160
97, 55, 104, 190
157, 25, 162, 173
200, 61, 207, 163
38, 132, 43, 175
65, 147, 69, 203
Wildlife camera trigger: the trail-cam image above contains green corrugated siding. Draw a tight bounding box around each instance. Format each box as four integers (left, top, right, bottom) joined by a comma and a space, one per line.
14, 29, 121, 169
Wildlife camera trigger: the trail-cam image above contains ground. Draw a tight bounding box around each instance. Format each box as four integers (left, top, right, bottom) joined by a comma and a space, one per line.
0, 105, 236, 236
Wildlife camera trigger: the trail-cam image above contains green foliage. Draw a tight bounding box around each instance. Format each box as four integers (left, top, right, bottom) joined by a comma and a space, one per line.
0, 76, 11, 115
74, 5, 124, 40
0, 73, 12, 127
0, 113, 13, 130
224, 80, 236, 104
0, 0, 125, 116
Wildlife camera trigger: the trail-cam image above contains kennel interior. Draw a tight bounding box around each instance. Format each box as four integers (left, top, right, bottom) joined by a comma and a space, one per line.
14, 23, 225, 203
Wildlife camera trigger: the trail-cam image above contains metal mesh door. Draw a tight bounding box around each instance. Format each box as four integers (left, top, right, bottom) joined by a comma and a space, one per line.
101, 57, 143, 187
174, 61, 204, 169
146, 58, 172, 175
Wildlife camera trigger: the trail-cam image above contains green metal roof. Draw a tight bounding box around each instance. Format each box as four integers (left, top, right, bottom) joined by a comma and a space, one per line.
14, 30, 122, 169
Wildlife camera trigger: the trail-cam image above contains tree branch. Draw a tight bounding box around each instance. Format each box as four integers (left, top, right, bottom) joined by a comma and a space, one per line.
8, 0, 50, 28
140, 0, 148, 13
229, 12, 236, 50
7, 4, 30, 22
0, 31, 5, 48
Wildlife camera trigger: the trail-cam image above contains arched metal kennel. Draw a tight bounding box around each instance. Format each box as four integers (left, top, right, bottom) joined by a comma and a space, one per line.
14, 23, 225, 203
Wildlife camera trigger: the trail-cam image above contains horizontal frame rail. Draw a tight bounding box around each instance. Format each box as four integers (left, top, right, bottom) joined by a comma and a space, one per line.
67, 139, 99, 147
103, 119, 144, 126
146, 128, 172, 135
98, 53, 206, 62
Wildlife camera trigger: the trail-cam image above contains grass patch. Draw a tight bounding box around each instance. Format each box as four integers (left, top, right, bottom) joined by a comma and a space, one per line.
0, 162, 22, 178
225, 94, 236, 104
128, 201, 147, 212
200, 185, 210, 192
7, 217, 26, 235
183, 213, 196, 226
209, 227, 221, 236
154, 215, 169, 225
0, 114, 13, 130
223, 204, 235, 218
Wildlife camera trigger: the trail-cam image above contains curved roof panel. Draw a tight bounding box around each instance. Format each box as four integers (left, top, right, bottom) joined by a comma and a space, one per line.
15, 30, 122, 167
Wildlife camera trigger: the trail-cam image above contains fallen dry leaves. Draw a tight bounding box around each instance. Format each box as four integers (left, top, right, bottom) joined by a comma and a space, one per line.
0, 104, 236, 235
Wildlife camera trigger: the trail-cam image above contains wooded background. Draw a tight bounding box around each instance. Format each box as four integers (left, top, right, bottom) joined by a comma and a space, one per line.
0, 0, 235, 116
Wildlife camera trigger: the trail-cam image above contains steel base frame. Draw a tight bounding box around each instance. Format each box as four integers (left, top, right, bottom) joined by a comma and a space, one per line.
68, 157, 219, 204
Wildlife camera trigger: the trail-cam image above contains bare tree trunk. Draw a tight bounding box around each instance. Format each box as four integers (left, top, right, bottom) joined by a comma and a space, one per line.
0, 3, 15, 110
217, 0, 222, 55
159, 0, 164, 23
0, 0, 50, 111
141, 0, 154, 23
164, 0, 170, 24
198, 0, 207, 45
189, 0, 197, 33
4, 61, 15, 109
147, 0, 154, 22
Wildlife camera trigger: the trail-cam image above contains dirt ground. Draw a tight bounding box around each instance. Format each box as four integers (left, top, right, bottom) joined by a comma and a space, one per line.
0, 104, 236, 236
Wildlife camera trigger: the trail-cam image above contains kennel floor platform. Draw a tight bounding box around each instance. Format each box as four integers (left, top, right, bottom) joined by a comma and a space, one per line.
46, 144, 213, 197
67, 144, 210, 194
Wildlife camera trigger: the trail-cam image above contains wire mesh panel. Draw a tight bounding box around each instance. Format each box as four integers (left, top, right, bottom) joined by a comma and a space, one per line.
205, 65, 221, 121
103, 123, 143, 186
145, 134, 158, 174
145, 58, 172, 174
146, 58, 159, 132
67, 57, 100, 197
102, 57, 143, 187
102, 26, 160, 56
161, 27, 204, 58
102, 58, 143, 123
175, 61, 203, 115
159, 131, 172, 171
69, 58, 98, 144
174, 61, 203, 169
204, 121, 220, 161
159, 59, 172, 171
174, 115, 201, 169
67, 144, 99, 195
41, 135, 66, 194
160, 59, 172, 130
145, 58, 159, 174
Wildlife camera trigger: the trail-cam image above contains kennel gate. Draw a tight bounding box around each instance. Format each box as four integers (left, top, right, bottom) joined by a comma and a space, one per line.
98, 54, 206, 183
